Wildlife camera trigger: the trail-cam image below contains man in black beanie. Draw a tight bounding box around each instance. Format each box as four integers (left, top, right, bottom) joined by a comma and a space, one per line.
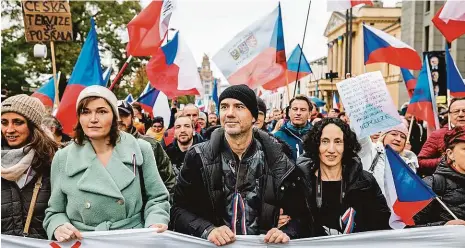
171, 84, 313, 246
255, 96, 267, 131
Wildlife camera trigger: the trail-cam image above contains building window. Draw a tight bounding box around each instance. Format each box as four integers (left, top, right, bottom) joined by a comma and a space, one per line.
370, 23, 375, 26
424, 26, 430, 51
425, 0, 431, 12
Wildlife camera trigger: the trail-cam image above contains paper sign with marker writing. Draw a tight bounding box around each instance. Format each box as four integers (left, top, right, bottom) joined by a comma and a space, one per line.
337, 71, 402, 138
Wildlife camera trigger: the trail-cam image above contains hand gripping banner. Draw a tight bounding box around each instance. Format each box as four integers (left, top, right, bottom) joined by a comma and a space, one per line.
2, 226, 465, 248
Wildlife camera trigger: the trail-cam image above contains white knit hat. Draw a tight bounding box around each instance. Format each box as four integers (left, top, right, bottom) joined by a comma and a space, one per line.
76, 85, 119, 119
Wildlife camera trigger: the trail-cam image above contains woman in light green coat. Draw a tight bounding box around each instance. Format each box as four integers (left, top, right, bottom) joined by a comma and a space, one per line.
43, 86, 170, 242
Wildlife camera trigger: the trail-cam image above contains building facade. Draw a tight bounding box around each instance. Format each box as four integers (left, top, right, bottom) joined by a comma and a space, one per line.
309, 2, 404, 109
401, 0, 465, 105
197, 54, 222, 113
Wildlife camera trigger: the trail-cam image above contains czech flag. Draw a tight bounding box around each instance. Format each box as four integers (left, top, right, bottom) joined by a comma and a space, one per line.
212, 79, 219, 114
432, 1, 465, 43
136, 83, 170, 127
363, 24, 422, 70
446, 44, 465, 98
406, 56, 440, 130
384, 145, 436, 229
124, 93, 134, 104
55, 18, 105, 135
213, 4, 287, 90
31, 72, 60, 108
400, 68, 417, 98
327, 0, 373, 12
287, 44, 312, 83
333, 93, 340, 110
146, 31, 203, 99
126, 0, 175, 56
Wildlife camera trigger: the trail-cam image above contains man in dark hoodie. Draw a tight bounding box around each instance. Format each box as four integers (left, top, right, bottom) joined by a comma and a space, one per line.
117, 100, 176, 193
165, 115, 202, 176
274, 95, 312, 161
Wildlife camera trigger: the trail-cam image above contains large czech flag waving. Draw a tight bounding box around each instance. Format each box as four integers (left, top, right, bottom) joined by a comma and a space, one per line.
446, 44, 465, 98
363, 24, 422, 70
146, 31, 203, 99
55, 18, 105, 135
384, 145, 436, 229
406, 56, 440, 130
213, 4, 287, 90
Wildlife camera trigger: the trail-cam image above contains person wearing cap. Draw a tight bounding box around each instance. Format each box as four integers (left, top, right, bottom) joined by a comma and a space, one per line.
1, 95, 59, 239
358, 118, 419, 197
274, 95, 313, 161
44, 86, 170, 242
197, 112, 208, 129
254, 96, 267, 131
41, 115, 72, 147
413, 126, 465, 227
171, 84, 313, 246
146, 116, 166, 142
117, 101, 175, 194
418, 97, 465, 176
296, 118, 390, 235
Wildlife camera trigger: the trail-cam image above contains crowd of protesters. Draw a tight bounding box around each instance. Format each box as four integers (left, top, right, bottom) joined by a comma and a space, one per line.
2, 84, 465, 246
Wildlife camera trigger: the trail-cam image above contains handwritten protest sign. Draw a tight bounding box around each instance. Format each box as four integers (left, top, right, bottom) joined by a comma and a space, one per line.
337, 71, 402, 138
22, 0, 73, 42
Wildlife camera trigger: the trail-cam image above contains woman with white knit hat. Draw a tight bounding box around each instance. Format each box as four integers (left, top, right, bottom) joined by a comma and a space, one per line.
43, 85, 170, 242
358, 118, 419, 196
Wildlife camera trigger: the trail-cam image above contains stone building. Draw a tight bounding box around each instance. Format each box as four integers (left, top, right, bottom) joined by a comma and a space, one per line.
308, 2, 404, 109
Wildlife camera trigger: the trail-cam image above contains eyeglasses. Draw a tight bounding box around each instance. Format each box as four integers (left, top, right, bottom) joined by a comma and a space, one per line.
450, 109, 465, 115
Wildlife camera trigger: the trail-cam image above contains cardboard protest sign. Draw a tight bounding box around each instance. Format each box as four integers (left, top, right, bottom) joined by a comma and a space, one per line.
22, 0, 73, 42
337, 71, 402, 138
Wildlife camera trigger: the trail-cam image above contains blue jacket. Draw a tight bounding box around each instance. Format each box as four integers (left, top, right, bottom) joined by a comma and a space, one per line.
274, 121, 312, 161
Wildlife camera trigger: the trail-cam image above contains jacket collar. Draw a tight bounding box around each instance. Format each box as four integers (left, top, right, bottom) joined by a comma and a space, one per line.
297, 153, 366, 192
281, 121, 312, 137
209, 127, 294, 177
65, 132, 144, 199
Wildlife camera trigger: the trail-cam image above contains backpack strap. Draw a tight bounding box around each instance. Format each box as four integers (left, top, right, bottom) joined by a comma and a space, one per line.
23, 175, 43, 236
432, 174, 446, 197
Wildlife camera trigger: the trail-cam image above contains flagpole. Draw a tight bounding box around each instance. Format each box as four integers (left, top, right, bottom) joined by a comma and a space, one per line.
50, 41, 59, 107
109, 55, 133, 91
447, 89, 451, 130
293, 0, 312, 98
435, 197, 459, 220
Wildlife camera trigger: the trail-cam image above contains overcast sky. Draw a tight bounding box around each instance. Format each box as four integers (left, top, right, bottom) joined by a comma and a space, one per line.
143, 0, 398, 85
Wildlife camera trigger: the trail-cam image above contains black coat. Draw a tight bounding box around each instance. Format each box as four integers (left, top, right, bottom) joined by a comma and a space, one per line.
170, 128, 313, 239
296, 154, 391, 235
1, 171, 51, 239
414, 159, 465, 226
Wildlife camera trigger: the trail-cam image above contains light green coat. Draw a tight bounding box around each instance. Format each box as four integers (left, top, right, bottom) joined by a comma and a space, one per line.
43, 132, 170, 239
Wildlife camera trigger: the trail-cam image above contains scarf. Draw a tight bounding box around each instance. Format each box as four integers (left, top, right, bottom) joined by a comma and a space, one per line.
146, 127, 165, 142
1, 147, 36, 188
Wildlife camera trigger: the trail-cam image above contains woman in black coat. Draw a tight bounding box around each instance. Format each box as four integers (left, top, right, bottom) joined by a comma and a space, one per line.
292, 118, 391, 236
414, 126, 465, 226
1, 95, 58, 239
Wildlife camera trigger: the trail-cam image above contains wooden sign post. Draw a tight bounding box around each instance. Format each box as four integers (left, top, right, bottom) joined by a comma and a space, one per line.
22, 0, 73, 108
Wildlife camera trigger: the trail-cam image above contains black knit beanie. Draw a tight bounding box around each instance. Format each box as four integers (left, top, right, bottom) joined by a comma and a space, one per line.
219, 84, 258, 119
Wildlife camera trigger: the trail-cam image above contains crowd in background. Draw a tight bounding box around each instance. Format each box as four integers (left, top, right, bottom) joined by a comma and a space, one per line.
2, 84, 464, 246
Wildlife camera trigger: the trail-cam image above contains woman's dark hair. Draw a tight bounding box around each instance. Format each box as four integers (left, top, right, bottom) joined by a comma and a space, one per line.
74, 96, 120, 146
303, 118, 361, 166
1, 120, 59, 173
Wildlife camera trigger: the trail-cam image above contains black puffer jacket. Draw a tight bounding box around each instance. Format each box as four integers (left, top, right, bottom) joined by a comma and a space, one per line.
170, 127, 313, 239
1, 171, 51, 239
414, 158, 465, 226
296, 154, 391, 235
